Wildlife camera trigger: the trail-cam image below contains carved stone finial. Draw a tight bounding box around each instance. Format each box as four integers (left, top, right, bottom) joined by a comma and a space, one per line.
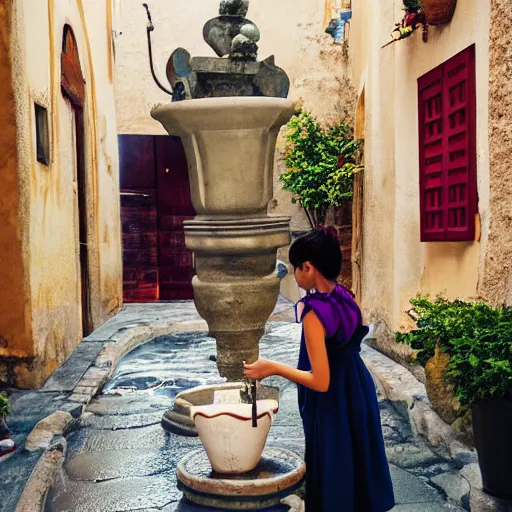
239, 23, 260, 42
219, 0, 249, 17
204, 1, 259, 60
230, 33, 258, 61
164, 0, 289, 100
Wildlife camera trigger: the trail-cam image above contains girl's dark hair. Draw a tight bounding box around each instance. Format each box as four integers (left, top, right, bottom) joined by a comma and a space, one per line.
289, 226, 342, 280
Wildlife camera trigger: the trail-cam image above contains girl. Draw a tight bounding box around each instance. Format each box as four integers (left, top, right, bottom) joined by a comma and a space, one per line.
244, 227, 395, 512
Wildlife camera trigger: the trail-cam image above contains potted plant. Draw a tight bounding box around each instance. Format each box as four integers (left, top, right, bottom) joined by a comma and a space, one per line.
0, 394, 15, 459
280, 110, 363, 229
397, 296, 512, 498
383, 0, 458, 47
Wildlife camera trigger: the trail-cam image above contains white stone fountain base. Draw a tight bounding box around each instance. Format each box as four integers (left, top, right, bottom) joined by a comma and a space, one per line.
177, 447, 305, 510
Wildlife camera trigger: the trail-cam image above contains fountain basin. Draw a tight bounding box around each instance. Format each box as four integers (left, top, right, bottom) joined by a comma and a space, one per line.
191, 399, 278, 474
162, 382, 279, 436
151, 97, 295, 218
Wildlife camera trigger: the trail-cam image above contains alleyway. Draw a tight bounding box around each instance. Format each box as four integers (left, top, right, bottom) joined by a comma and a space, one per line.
39, 307, 465, 512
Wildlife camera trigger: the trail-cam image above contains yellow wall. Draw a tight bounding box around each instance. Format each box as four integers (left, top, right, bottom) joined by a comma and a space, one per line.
349, 0, 491, 333
0, 0, 122, 387
0, 0, 32, 363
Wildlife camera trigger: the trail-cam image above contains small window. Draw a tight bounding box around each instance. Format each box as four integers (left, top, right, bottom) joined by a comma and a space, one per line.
418, 45, 478, 242
35, 103, 50, 165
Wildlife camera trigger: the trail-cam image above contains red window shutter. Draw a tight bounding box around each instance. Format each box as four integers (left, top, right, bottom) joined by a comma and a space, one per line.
418, 45, 477, 242
419, 67, 445, 241
443, 46, 477, 241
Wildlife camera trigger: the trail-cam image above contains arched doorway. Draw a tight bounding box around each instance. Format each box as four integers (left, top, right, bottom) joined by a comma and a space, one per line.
61, 25, 92, 336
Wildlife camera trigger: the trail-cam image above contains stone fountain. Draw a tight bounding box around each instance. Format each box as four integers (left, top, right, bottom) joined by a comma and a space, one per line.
146, 0, 305, 507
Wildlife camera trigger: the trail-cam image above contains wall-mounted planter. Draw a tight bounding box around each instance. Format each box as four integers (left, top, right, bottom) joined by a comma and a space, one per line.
422, 0, 457, 26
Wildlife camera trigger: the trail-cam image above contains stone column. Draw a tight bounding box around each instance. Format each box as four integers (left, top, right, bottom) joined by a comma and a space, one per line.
152, 97, 294, 380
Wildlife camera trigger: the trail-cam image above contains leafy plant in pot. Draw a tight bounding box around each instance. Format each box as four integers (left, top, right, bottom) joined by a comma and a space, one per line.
0, 394, 15, 458
280, 110, 363, 229
397, 296, 512, 499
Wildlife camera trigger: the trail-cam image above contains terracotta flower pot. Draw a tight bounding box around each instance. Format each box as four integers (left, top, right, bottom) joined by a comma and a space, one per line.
422, 0, 457, 26
190, 399, 279, 474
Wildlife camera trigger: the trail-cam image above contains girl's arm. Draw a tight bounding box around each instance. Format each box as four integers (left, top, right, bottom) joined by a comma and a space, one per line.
243, 311, 331, 392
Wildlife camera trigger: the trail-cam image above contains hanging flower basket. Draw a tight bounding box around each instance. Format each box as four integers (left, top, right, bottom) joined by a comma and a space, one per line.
422, 0, 457, 26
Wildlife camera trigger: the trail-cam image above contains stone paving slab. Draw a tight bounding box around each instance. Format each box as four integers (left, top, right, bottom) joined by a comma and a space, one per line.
82, 303, 206, 343
392, 504, 459, 512
85, 394, 170, 417
69, 423, 173, 453
0, 448, 42, 512
48, 474, 184, 511
391, 465, 444, 504
79, 410, 164, 430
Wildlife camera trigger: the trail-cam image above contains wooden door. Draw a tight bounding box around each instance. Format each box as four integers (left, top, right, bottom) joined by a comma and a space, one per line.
155, 136, 195, 300
119, 135, 195, 302
119, 135, 158, 302
61, 25, 93, 335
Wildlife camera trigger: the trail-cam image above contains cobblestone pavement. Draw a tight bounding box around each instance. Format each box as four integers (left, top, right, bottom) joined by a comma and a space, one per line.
43, 322, 465, 512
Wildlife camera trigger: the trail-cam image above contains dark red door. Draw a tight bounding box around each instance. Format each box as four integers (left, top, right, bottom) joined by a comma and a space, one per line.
155, 136, 195, 300
119, 136, 158, 302
119, 134, 195, 302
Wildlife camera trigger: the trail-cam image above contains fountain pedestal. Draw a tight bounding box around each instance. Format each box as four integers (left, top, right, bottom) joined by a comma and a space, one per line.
152, 97, 294, 380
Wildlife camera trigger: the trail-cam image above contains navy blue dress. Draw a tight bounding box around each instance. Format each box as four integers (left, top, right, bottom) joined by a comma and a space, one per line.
297, 285, 395, 511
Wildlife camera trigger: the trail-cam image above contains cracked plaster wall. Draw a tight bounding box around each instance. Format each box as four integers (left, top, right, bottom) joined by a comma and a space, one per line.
0, 0, 122, 388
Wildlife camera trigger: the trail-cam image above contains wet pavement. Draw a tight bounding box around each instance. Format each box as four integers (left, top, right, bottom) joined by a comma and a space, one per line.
43, 322, 465, 512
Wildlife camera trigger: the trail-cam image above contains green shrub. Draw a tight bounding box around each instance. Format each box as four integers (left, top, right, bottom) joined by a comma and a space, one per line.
280, 111, 363, 228
0, 394, 9, 418
396, 296, 512, 405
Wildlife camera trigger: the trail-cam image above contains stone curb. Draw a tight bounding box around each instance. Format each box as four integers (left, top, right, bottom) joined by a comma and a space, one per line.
18, 315, 208, 511
16, 438, 66, 512
361, 342, 512, 512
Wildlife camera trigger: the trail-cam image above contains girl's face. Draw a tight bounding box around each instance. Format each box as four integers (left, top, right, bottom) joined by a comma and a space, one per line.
294, 262, 315, 291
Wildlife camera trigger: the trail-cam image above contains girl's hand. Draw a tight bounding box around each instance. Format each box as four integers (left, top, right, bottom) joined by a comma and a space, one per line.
243, 359, 275, 380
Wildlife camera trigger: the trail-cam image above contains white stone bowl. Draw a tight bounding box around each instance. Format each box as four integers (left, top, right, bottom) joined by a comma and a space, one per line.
190, 399, 279, 474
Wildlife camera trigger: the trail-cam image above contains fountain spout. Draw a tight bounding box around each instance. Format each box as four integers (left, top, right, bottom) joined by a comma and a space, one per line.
251, 380, 258, 427
142, 3, 173, 96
